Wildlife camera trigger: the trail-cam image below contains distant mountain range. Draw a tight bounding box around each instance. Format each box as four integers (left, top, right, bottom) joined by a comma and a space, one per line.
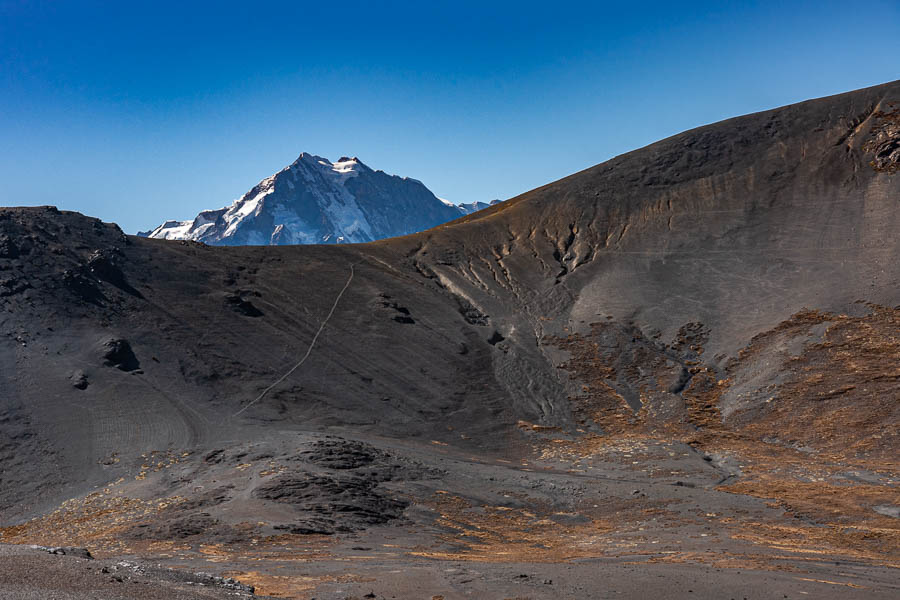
140, 153, 500, 245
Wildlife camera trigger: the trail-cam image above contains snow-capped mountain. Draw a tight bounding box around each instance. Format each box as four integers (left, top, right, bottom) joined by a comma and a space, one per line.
142, 153, 497, 245
441, 198, 502, 215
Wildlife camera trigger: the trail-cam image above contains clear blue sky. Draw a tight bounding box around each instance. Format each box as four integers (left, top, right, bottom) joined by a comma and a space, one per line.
2, 1, 898, 234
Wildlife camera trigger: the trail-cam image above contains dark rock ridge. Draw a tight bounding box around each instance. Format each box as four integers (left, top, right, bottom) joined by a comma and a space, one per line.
100, 338, 140, 371
254, 472, 408, 534
142, 153, 497, 245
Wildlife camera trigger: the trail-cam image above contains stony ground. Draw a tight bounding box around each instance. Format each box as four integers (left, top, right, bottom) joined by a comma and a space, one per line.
1, 427, 897, 598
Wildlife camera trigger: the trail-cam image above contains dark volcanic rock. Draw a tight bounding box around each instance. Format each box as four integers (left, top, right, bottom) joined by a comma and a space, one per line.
224, 291, 264, 317
253, 472, 408, 533
100, 338, 140, 371
47, 546, 93, 559
373, 294, 415, 324
87, 250, 122, 283
0, 234, 18, 259
296, 438, 442, 482
127, 514, 221, 540
458, 300, 489, 325
62, 269, 104, 303
174, 486, 233, 511
70, 370, 89, 390
0, 277, 29, 297
87, 249, 142, 297
864, 109, 900, 172
299, 439, 384, 470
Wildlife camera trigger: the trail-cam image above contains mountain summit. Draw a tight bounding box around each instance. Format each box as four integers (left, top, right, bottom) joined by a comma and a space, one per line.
142, 153, 489, 245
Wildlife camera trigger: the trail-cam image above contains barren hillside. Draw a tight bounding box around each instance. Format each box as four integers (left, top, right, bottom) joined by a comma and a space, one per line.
1, 81, 898, 599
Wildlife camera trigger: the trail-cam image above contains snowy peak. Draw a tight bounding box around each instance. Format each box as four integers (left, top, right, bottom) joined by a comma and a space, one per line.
457, 199, 502, 215
333, 156, 368, 171
143, 153, 500, 246
291, 152, 369, 176
441, 198, 502, 216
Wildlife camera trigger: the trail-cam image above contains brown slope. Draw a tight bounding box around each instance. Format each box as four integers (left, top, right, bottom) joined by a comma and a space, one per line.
365, 79, 900, 440
390, 78, 900, 350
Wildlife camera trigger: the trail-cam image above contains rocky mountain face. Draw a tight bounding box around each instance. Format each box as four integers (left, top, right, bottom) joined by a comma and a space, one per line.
143, 153, 491, 245
2, 82, 899, 598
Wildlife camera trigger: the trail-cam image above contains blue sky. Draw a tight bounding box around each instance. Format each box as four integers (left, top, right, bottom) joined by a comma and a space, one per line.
2, 1, 898, 234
